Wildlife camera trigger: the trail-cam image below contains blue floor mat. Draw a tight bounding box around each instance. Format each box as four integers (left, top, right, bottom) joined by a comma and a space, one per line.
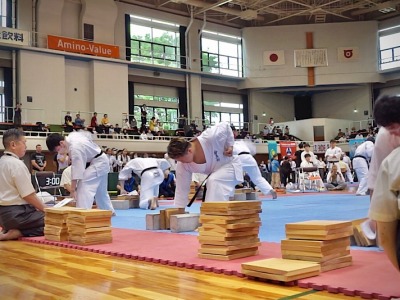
111, 193, 378, 251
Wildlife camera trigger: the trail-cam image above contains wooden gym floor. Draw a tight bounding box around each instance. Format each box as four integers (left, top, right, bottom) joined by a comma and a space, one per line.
0, 241, 363, 300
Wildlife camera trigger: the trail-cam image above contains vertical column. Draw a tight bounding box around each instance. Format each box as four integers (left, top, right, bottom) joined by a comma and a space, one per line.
306, 32, 315, 87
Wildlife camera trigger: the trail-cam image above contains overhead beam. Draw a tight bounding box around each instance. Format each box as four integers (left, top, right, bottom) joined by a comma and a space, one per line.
351, 0, 400, 16
194, 0, 233, 15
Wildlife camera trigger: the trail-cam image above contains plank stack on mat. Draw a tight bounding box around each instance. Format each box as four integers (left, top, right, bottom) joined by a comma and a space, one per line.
242, 258, 320, 282
282, 220, 353, 272
198, 201, 262, 260
67, 209, 113, 245
44, 207, 79, 241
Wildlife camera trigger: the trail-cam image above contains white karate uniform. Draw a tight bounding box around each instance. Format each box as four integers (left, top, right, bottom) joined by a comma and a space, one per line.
67, 132, 114, 213
368, 127, 400, 191
119, 157, 170, 209
173, 122, 243, 208
300, 150, 317, 165
233, 140, 273, 195
369, 146, 400, 222
353, 141, 374, 195
324, 146, 343, 169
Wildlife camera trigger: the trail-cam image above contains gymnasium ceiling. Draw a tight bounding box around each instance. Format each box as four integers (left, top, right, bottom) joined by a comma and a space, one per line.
116, 0, 400, 28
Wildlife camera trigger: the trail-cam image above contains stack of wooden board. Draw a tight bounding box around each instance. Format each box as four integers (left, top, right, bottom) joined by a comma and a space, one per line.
242, 258, 320, 282
44, 207, 79, 241
67, 209, 113, 245
282, 220, 353, 272
352, 218, 376, 247
198, 201, 262, 260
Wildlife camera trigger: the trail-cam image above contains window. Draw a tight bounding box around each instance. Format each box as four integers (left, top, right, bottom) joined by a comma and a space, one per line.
0, 93, 5, 122
0, 0, 7, 27
129, 15, 181, 68
203, 91, 245, 129
133, 104, 178, 130
203, 111, 244, 129
379, 26, 400, 70
201, 31, 242, 77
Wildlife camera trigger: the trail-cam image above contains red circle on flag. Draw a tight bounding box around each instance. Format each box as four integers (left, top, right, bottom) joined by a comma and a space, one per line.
269, 53, 278, 62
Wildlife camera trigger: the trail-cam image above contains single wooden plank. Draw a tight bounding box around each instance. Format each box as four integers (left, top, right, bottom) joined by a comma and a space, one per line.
242, 268, 320, 282
199, 208, 262, 216
200, 242, 261, 253
198, 227, 259, 237
242, 258, 320, 276
285, 220, 352, 231
198, 249, 258, 260
281, 246, 350, 258
199, 216, 260, 225
282, 250, 351, 262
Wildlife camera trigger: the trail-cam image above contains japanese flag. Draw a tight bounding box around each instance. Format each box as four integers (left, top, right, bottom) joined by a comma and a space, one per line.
263, 50, 285, 65
338, 47, 359, 62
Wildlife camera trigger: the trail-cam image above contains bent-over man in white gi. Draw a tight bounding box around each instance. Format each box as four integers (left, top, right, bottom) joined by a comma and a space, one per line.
353, 138, 374, 196
118, 157, 170, 209
46, 132, 115, 214
167, 122, 243, 208
231, 127, 277, 199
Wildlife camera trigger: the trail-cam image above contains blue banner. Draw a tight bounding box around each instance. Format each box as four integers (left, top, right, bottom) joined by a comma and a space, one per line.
349, 138, 365, 158
267, 141, 278, 159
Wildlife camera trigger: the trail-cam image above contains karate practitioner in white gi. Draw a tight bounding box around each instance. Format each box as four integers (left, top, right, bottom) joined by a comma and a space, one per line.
353, 138, 374, 196
231, 127, 277, 199
167, 122, 243, 208
118, 157, 170, 209
46, 132, 115, 214
324, 139, 343, 169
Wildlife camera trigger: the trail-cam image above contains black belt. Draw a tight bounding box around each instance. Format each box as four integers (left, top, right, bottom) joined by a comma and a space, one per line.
238, 151, 250, 155
85, 151, 103, 168
141, 166, 158, 176
353, 155, 369, 168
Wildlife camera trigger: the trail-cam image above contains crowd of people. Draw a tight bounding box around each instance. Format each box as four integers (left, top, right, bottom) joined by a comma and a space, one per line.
1, 94, 400, 278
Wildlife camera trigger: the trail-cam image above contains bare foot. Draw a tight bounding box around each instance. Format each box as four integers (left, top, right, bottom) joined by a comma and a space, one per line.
270, 190, 278, 199
0, 229, 22, 241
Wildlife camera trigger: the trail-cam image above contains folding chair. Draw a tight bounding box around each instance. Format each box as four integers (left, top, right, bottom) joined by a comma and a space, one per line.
34, 171, 63, 204
297, 167, 321, 192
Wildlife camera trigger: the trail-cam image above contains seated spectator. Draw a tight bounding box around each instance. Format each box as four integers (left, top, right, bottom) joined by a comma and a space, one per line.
60, 165, 72, 194
300, 154, 325, 191
130, 116, 138, 129
325, 164, 347, 191
159, 169, 176, 198
149, 117, 157, 134
117, 174, 140, 195
101, 114, 111, 134
90, 112, 100, 133
74, 113, 85, 128
114, 124, 121, 135
64, 111, 73, 132
0, 129, 46, 240
355, 132, 364, 139
140, 129, 148, 140
335, 129, 345, 140
146, 129, 154, 140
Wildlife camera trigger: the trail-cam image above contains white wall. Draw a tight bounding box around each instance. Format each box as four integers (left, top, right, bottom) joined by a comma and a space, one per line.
250, 91, 294, 133
81, 0, 117, 44
275, 118, 353, 141
36, 0, 65, 47
241, 21, 381, 89
313, 86, 372, 121
18, 50, 66, 124
61, 0, 80, 39
65, 59, 90, 117
90, 61, 129, 126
